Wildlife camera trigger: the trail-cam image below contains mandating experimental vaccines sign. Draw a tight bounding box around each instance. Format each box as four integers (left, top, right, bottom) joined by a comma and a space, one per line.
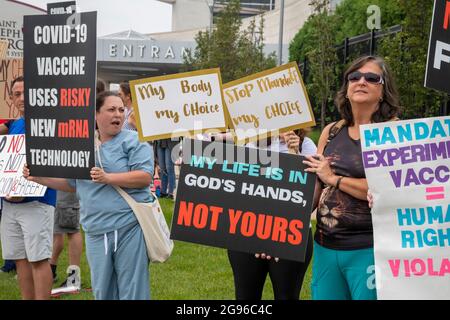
360, 116, 450, 300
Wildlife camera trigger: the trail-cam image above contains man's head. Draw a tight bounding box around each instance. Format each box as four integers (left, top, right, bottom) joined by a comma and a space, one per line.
10, 76, 24, 116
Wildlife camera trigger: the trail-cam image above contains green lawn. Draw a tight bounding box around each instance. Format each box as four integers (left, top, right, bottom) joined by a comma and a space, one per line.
0, 198, 314, 300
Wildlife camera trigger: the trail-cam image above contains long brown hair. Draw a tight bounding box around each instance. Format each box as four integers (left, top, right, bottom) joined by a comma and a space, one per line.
335, 55, 400, 125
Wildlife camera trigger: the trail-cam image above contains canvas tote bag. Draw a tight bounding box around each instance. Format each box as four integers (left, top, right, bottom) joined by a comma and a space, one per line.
113, 185, 174, 263
95, 134, 174, 262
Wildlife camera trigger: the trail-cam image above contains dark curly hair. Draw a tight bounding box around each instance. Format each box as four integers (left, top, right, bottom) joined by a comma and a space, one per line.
335, 55, 400, 125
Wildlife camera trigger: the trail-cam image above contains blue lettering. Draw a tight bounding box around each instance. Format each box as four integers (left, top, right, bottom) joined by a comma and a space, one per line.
401, 230, 415, 248
222, 160, 233, 173
430, 120, 446, 139
190, 155, 205, 168
397, 124, 413, 143
364, 128, 381, 147
381, 127, 396, 145
438, 228, 450, 247
414, 122, 429, 140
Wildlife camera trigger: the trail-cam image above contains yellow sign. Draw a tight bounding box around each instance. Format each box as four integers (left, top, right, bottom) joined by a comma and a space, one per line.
130, 68, 228, 141
0, 58, 23, 119
0, 40, 8, 59
223, 62, 316, 145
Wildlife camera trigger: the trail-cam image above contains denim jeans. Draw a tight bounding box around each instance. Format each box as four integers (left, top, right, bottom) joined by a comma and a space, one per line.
156, 145, 176, 195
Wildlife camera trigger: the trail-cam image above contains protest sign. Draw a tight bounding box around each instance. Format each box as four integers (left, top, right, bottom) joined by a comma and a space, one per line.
0, 40, 7, 59
0, 58, 23, 119
47, 1, 77, 15
361, 116, 450, 299
171, 139, 315, 262
23, 12, 96, 179
0, 134, 46, 197
223, 62, 315, 144
130, 69, 227, 141
425, 0, 450, 93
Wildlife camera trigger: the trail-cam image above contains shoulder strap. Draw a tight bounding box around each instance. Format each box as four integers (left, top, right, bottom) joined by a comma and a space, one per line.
324, 119, 346, 152
323, 117, 397, 152
95, 136, 157, 204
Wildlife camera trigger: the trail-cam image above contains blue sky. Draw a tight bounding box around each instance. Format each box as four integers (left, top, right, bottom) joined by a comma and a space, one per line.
22, 0, 173, 36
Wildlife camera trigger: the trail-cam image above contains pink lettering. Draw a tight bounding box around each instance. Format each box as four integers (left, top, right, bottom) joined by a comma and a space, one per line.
388, 259, 401, 277
411, 259, 426, 276
440, 258, 450, 276
388, 258, 450, 277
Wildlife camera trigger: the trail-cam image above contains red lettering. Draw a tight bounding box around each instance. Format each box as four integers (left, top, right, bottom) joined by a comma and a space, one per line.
240, 212, 256, 237
209, 206, 223, 231
287, 220, 303, 245
444, 1, 450, 29
60, 88, 67, 106
193, 203, 208, 229
69, 119, 75, 136
57, 120, 89, 138
228, 209, 242, 234
177, 201, 194, 226
255, 214, 273, 240
7, 135, 24, 153
59, 88, 90, 107
271, 217, 288, 243
71, 88, 78, 106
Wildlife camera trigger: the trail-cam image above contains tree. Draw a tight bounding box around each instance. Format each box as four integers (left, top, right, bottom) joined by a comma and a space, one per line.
306, 0, 338, 130
290, 0, 403, 65
184, 0, 276, 83
333, 0, 404, 44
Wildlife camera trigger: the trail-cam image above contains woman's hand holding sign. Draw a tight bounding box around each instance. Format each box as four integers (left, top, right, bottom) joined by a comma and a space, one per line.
90, 167, 110, 184
303, 154, 339, 187
282, 131, 300, 155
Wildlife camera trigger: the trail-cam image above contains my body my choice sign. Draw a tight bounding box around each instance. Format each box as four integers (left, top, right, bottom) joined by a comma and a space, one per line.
361, 116, 450, 299
130, 69, 227, 141
170, 139, 315, 262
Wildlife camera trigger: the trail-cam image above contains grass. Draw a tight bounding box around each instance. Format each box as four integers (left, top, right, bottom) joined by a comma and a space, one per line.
0, 198, 314, 300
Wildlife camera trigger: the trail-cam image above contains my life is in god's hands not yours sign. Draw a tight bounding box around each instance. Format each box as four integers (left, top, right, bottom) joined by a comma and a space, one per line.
223, 62, 315, 145
130, 69, 228, 141
171, 139, 316, 262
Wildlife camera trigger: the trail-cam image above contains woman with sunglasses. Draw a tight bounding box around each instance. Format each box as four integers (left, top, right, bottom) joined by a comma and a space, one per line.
302, 56, 400, 300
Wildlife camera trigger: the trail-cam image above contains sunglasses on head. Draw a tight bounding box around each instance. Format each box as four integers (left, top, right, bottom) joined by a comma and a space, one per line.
348, 71, 384, 84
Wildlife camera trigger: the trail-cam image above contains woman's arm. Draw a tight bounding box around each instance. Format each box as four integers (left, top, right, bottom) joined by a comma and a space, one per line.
303, 123, 368, 201
0, 123, 9, 135
23, 165, 75, 192
90, 167, 151, 188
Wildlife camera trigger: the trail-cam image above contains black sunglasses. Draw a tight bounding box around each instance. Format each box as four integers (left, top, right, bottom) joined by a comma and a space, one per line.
348, 71, 384, 84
